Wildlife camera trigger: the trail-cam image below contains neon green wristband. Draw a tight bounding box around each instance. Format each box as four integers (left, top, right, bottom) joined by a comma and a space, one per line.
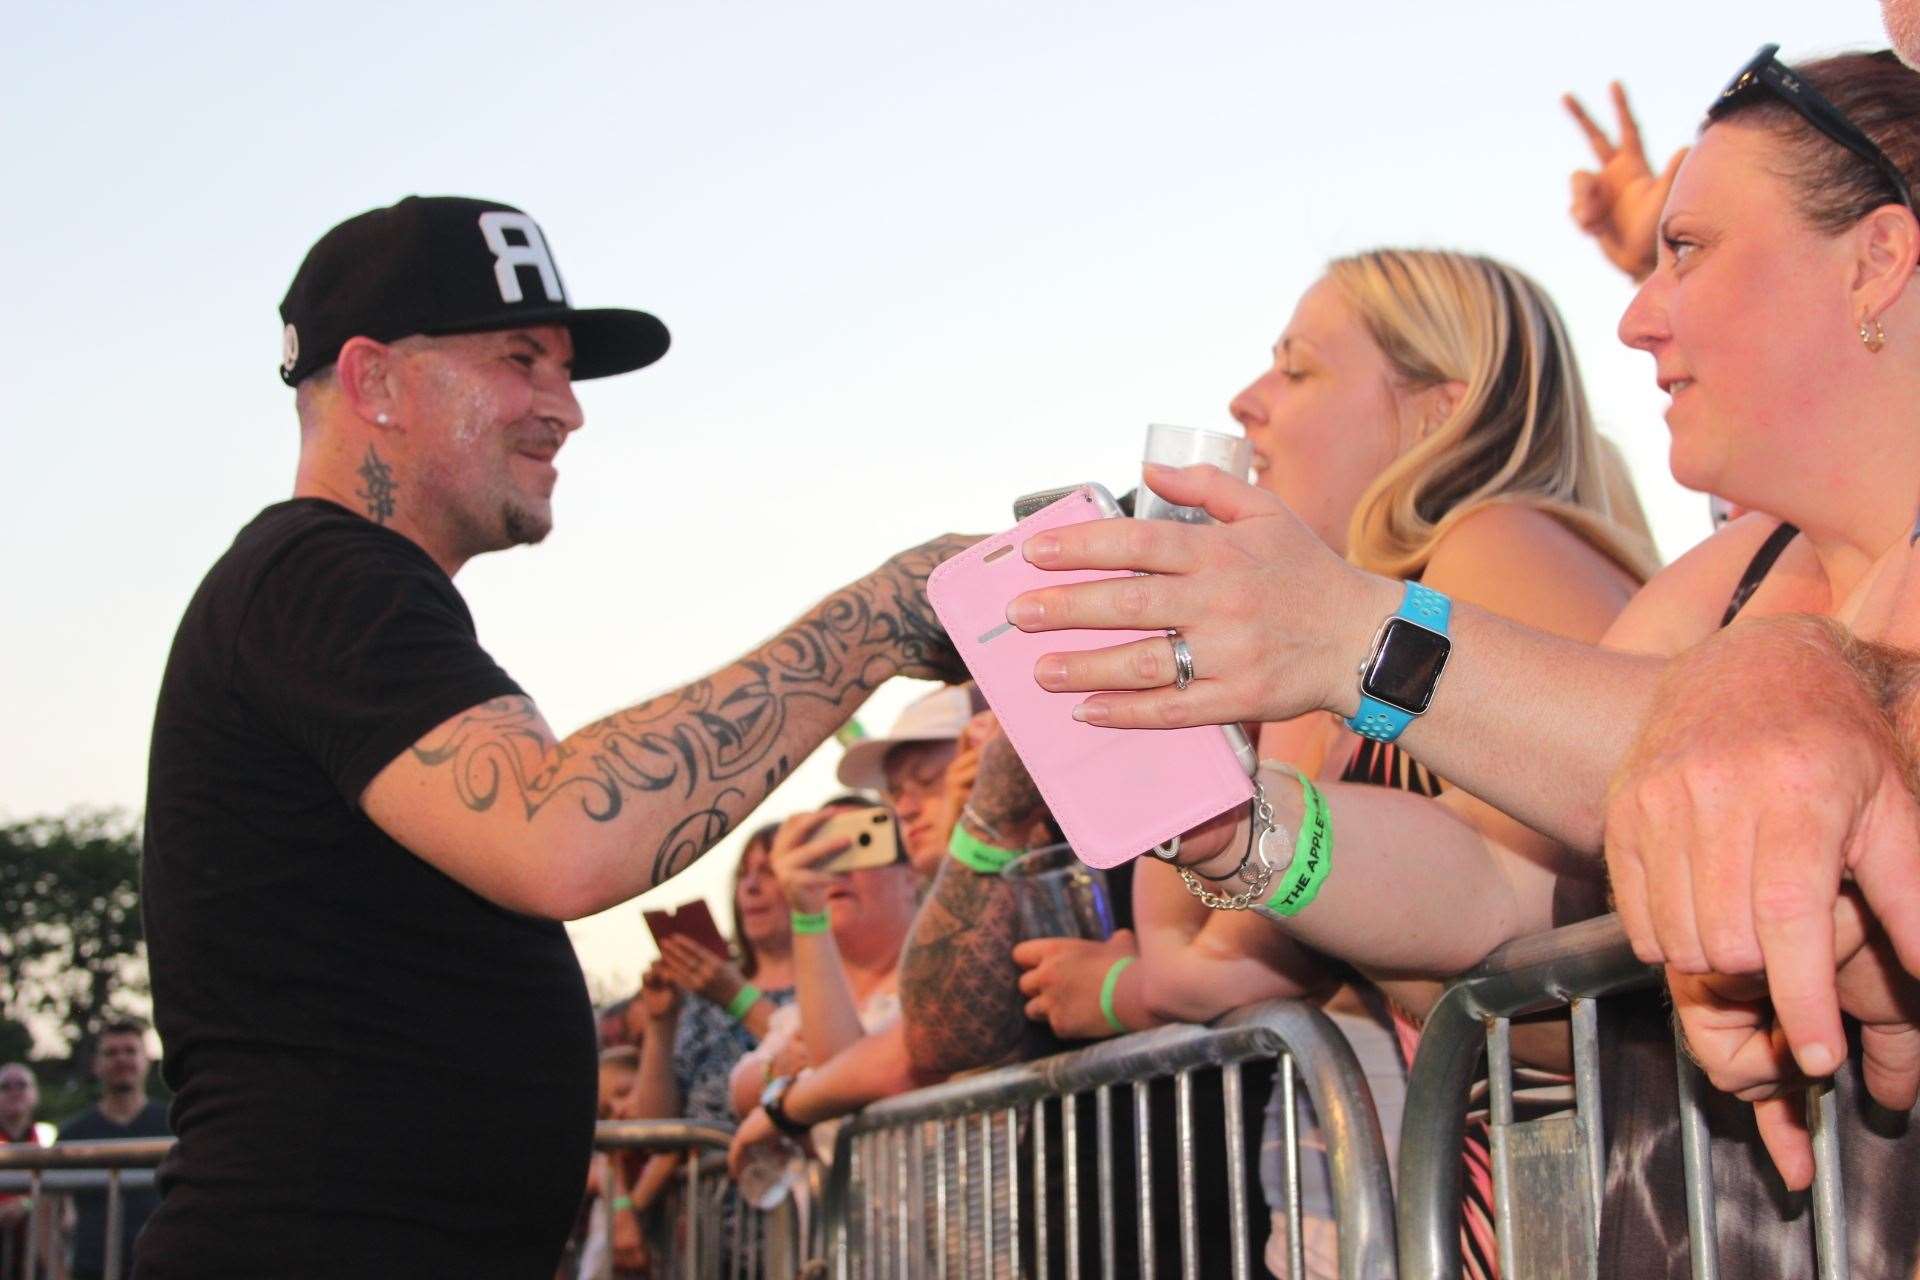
611, 1195, 634, 1213
790, 909, 831, 935
949, 824, 1019, 875
1099, 956, 1135, 1035
1264, 770, 1333, 917
725, 983, 762, 1021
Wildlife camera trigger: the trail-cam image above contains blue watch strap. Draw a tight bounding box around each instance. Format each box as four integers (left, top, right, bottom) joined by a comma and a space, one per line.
1348, 581, 1452, 743
1349, 698, 1417, 743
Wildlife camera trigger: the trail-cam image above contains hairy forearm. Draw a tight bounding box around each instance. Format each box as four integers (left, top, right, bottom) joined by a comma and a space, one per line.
392, 539, 962, 916
900, 858, 1047, 1075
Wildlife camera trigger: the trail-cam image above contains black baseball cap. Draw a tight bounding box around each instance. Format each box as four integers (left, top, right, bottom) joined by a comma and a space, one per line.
278, 195, 670, 386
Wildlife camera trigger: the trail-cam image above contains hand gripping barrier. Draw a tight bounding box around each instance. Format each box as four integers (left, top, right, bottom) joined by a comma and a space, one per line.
1396, 913, 1857, 1280
822, 998, 1398, 1280
595, 1118, 812, 1280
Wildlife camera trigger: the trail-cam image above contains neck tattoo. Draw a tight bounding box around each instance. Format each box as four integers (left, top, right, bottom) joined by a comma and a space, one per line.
356, 445, 399, 525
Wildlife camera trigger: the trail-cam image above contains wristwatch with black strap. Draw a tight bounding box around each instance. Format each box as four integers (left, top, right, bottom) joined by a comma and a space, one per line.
759, 1074, 811, 1140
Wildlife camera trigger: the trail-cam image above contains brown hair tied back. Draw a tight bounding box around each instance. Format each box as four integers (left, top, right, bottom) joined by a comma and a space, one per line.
1709, 51, 1920, 234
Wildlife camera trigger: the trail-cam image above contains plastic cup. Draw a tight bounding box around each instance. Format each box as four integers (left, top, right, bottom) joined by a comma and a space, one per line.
1134, 423, 1254, 524
1002, 843, 1115, 942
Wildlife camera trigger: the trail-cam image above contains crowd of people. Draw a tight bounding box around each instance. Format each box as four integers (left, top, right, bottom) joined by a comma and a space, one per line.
1, 1023, 172, 1280
569, 22, 1920, 1279
97, 2, 1920, 1277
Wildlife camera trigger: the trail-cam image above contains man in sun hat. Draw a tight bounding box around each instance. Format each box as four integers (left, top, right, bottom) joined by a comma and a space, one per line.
837, 684, 985, 869
138, 195, 966, 1277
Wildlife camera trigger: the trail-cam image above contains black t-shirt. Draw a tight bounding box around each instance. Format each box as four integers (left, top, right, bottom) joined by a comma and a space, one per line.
138, 500, 596, 1279
61, 1100, 171, 1275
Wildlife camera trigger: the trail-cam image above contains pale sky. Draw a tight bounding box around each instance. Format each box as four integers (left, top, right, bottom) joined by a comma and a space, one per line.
1, 1, 1892, 1002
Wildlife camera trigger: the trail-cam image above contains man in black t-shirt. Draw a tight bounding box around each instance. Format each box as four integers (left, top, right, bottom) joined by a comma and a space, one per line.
58, 1022, 170, 1280
139, 195, 965, 1278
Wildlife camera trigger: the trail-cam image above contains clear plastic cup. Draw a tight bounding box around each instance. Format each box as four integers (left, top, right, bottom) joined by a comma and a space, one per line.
1134, 423, 1254, 524
734, 1137, 805, 1210
1002, 843, 1115, 942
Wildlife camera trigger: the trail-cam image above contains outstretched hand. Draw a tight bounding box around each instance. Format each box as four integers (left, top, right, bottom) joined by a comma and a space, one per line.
1010, 463, 1389, 731
1563, 82, 1687, 282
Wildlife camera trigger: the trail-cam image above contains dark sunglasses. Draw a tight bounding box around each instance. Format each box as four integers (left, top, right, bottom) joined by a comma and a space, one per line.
1716, 43, 1915, 214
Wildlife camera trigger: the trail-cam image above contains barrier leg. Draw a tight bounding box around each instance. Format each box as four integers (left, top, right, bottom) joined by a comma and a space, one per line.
982, 1111, 996, 1277
1674, 1029, 1721, 1280
1223, 1061, 1252, 1280
1005, 1108, 1020, 1280
1134, 1079, 1154, 1269
1571, 996, 1605, 1280
23, 1170, 40, 1280
1283, 1050, 1304, 1280
1175, 1069, 1199, 1280
1034, 1098, 1051, 1280
1096, 1085, 1115, 1280
1809, 1081, 1850, 1280
1487, 1018, 1518, 1280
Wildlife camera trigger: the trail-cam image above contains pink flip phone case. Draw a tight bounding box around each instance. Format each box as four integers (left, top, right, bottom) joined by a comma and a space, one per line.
927, 487, 1254, 869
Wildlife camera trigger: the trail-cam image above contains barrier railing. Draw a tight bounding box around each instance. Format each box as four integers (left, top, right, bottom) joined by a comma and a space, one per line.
1396, 913, 1856, 1280
595, 1118, 810, 1280
0, 1136, 171, 1280
822, 998, 1397, 1280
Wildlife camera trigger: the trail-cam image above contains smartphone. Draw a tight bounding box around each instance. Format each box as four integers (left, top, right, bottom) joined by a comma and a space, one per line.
813, 806, 902, 873
930, 485, 1255, 868
641, 899, 730, 960
1011, 483, 1257, 777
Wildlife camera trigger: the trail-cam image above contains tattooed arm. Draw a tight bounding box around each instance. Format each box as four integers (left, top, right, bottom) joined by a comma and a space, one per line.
899, 728, 1056, 1076
361, 536, 969, 918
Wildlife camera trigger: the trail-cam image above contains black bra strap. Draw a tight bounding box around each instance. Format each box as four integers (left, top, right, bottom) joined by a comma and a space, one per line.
1719, 521, 1800, 628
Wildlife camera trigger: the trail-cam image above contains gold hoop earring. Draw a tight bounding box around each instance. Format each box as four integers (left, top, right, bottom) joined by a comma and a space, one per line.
1861, 316, 1888, 353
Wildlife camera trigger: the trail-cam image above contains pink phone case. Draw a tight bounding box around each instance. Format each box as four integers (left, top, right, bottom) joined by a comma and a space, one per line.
927, 487, 1254, 868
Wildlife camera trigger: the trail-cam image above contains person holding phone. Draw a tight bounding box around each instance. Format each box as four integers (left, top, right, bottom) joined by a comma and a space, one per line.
138, 195, 969, 1278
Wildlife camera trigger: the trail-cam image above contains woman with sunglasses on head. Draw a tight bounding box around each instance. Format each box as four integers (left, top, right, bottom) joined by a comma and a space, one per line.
1010, 46, 1920, 1276
1013, 246, 1657, 1278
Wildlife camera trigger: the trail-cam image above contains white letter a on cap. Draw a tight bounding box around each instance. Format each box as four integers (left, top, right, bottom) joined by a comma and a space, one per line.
477, 211, 565, 305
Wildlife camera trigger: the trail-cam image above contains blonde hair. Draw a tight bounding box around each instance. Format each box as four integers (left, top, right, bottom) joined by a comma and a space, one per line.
1327, 249, 1660, 583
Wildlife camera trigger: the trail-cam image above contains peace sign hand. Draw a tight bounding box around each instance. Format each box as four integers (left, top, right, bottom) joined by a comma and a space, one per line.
1563, 81, 1688, 282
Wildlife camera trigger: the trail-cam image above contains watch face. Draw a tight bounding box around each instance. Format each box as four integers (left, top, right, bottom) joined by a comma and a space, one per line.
1361, 619, 1451, 713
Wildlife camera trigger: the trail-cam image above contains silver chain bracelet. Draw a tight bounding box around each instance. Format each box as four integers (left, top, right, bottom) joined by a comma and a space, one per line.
1175, 778, 1283, 911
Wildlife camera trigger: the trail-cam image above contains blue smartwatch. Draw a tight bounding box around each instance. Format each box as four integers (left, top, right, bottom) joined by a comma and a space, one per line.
1347, 581, 1453, 743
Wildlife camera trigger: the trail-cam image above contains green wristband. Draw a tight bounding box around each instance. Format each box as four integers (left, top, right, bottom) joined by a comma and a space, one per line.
725, 983, 762, 1021
611, 1195, 634, 1213
790, 909, 831, 935
1264, 770, 1333, 917
949, 824, 1019, 875
1099, 956, 1135, 1035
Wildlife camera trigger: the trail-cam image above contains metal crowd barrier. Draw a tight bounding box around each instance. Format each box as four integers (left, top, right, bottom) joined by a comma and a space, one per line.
822, 998, 1397, 1280
595, 1118, 810, 1280
0, 1135, 171, 1280
1397, 913, 1856, 1280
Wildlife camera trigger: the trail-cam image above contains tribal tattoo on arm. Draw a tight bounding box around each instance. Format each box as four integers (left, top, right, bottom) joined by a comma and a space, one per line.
408, 534, 972, 889
899, 733, 1056, 1076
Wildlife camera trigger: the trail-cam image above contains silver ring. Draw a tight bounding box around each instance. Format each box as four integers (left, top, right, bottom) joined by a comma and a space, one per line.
1166, 629, 1196, 691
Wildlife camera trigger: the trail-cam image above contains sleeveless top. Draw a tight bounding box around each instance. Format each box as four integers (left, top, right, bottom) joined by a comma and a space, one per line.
1597, 521, 1920, 1278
